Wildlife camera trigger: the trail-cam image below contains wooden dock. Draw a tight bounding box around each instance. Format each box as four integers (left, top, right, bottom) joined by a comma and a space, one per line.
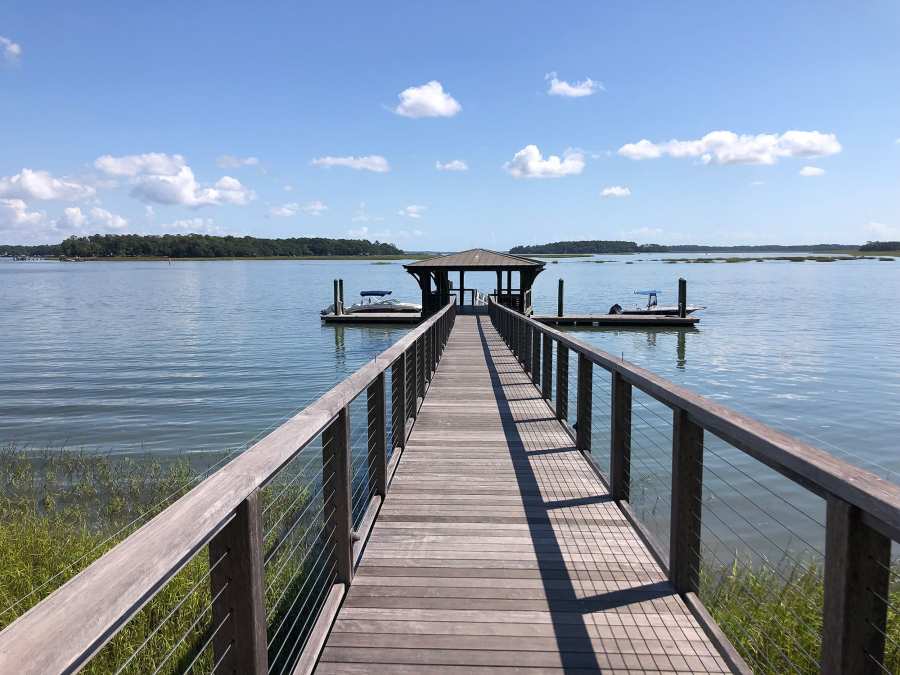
535, 314, 699, 327
317, 315, 730, 673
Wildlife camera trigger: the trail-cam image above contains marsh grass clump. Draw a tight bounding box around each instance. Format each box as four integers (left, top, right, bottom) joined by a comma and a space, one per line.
0, 445, 313, 672
701, 557, 900, 674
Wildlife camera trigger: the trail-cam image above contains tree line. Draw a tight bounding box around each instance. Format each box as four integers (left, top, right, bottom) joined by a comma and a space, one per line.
859, 241, 900, 252
510, 240, 862, 254
1, 234, 403, 258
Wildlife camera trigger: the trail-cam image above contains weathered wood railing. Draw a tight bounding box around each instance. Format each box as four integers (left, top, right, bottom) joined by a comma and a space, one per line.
489, 297, 900, 674
0, 301, 456, 675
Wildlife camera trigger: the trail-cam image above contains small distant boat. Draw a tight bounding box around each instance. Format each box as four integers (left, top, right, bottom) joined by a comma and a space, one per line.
609, 290, 705, 316
321, 290, 421, 315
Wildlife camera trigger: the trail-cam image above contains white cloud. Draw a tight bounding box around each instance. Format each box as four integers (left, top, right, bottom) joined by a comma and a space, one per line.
545, 72, 603, 98
864, 221, 900, 239
269, 202, 299, 217
0, 169, 96, 202
59, 206, 128, 230
398, 205, 426, 219
0, 199, 45, 231
347, 225, 422, 240
1, 36, 21, 63
799, 165, 825, 177
311, 155, 389, 173
269, 200, 328, 217
435, 159, 468, 172
60, 207, 87, 228
504, 145, 585, 179
394, 81, 461, 118
88, 207, 128, 229
216, 155, 259, 169
283, 184, 294, 192
618, 130, 841, 165
145, 205, 155, 219
750, 181, 765, 186
162, 217, 220, 234
130, 167, 255, 207
601, 185, 631, 198
94, 153, 186, 177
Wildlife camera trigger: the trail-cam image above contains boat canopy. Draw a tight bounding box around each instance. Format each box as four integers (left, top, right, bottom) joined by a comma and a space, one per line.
360, 290, 392, 297
634, 290, 660, 295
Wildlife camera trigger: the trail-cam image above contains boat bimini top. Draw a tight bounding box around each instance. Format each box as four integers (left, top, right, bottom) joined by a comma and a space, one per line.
360, 290, 392, 297
635, 290, 659, 307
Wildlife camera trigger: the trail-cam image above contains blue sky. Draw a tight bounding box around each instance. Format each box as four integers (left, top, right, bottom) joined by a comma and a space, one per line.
1, 1, 899, 249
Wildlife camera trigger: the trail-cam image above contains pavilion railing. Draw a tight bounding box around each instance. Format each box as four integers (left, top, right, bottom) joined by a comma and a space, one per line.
0, 301, 456, 675
489, 297, 900, 675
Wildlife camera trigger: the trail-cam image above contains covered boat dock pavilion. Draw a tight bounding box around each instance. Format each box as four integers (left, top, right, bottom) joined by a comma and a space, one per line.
404, 248, 545, 318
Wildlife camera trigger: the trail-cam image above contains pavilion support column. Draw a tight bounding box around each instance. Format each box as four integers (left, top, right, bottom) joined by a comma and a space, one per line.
459, 270, 465, 310
496, 270, 502, 299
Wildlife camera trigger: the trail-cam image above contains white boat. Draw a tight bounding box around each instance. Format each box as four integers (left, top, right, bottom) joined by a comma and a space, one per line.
609, 290, 705, 316
321, 290, 421, 315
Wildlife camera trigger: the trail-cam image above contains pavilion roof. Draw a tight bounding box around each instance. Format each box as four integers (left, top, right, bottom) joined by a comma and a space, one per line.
404, 248, 544, 271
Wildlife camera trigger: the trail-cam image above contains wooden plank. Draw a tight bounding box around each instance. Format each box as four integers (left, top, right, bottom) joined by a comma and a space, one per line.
822, 496, 891, 674
324, 407, 354, 585
610, 371, 632, 502
367, 374, 386, 497
670, 408, 703, 594
576, 353, 592, 453
555, 343, 568, 422
209, 490, 267, 674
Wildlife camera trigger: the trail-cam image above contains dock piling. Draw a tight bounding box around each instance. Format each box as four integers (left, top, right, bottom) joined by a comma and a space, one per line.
678, 278, 687, 318
557, 279, 564, 317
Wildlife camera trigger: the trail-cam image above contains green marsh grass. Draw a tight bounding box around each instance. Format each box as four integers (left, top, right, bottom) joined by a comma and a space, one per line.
700, 558, 900, 674
0, 446, 316, 673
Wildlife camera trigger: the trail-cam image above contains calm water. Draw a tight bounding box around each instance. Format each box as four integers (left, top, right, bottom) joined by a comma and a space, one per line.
2, 255, 898, 556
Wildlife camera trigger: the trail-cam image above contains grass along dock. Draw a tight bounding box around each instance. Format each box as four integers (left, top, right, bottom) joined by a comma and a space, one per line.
2, 297, 898, 673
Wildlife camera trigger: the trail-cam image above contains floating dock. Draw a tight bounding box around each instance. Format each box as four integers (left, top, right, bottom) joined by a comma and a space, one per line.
323, 311, 698, 327
535, 313, 699, 327
322, 312, 421, 324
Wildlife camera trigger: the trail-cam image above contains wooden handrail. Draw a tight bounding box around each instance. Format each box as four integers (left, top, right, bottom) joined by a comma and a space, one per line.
0, 301, 456, 675
489, 298, 900, 539
489, 297, 899, 672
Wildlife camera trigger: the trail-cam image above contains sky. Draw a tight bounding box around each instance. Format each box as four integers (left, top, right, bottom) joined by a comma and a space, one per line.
1, 1, 899, 249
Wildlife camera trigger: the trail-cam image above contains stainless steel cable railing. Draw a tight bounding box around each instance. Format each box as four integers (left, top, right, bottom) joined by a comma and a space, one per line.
0, 300, 457, 675
489, 296, 900, 675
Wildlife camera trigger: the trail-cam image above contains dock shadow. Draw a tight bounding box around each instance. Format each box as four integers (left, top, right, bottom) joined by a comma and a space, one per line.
473, 315, 676, 672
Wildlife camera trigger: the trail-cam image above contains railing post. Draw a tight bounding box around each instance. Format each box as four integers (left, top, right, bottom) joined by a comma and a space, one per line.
417, 335, 426, 398
531, 326, 541, 386
209, 490, 267, 674
323, 407, 353, 584
822, 496, 891, 674
542, 333, 552, 399
392, 357, 406, 450
610, 371, 632, 502
669, 408, 703, 594
521, 319, 531, 374
556, 344, 568, 421
368, 373, 387, 497
576, 354, 592, 453
406, 346, 416, 421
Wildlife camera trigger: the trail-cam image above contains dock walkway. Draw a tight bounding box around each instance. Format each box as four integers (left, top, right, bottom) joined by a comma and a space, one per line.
317, 315, 731, 673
